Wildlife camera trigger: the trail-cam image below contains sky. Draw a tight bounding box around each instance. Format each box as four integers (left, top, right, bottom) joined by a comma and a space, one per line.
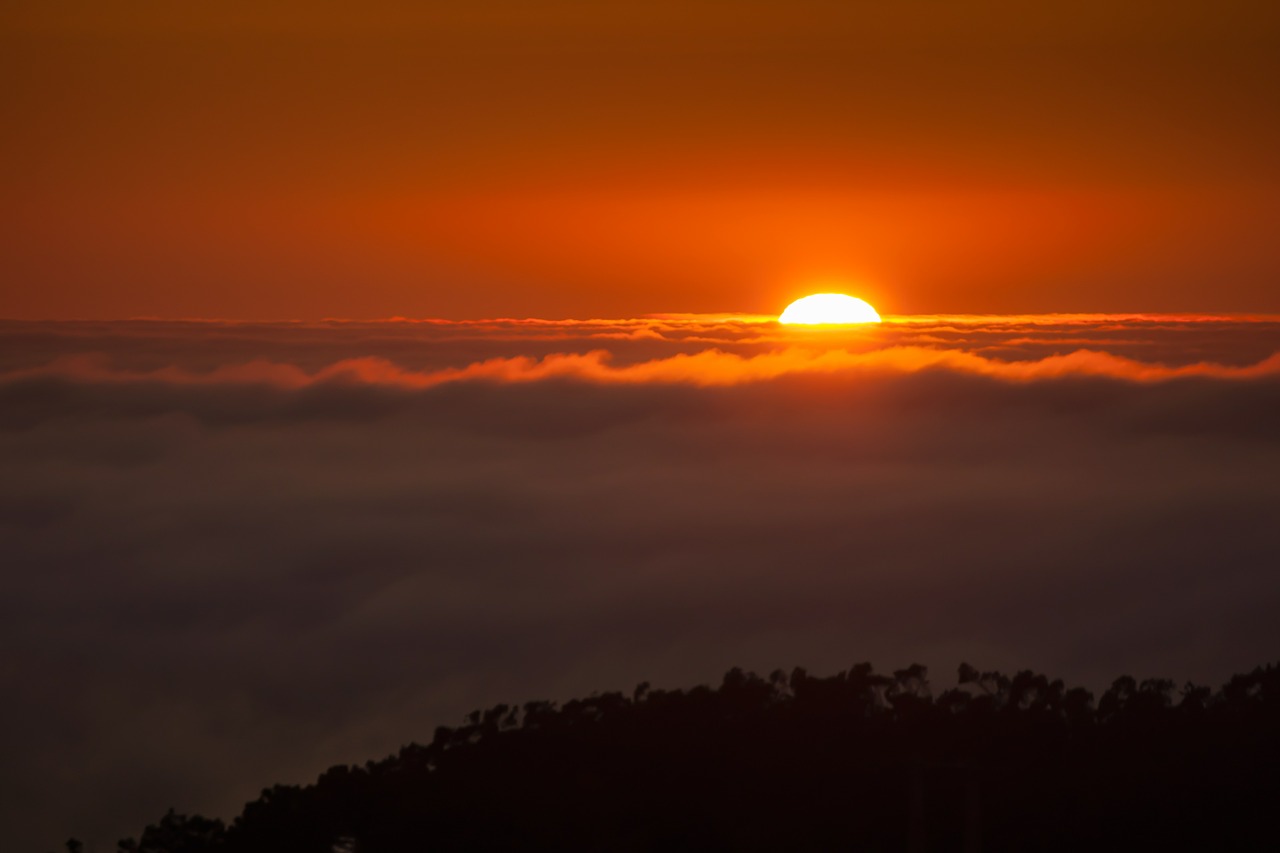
4, 0, 1280, 319
4, 3, 1280, 852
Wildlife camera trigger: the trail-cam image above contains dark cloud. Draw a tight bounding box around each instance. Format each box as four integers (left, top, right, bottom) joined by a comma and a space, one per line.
3, 317, 1280, 851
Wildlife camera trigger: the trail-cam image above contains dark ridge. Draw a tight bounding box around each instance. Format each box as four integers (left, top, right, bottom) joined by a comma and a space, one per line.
97, 661, 1279, 853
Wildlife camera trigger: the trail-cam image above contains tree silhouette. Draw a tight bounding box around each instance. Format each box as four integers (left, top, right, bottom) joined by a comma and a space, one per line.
117, 809, 226, 853
106, 660, 1280, 852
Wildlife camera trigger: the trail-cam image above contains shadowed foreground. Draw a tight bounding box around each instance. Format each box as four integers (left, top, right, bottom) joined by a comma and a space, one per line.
104, 662, 1278, 852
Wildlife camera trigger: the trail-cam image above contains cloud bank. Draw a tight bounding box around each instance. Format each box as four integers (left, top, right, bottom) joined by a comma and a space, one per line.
3, 315, 1279, 851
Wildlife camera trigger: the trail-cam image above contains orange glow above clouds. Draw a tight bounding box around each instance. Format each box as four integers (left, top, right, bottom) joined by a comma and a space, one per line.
7, 314, 1279, 390
3, 0, 1280, 319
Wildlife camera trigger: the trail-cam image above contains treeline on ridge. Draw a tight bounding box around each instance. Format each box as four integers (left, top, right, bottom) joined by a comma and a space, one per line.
97, 661, 1279, 852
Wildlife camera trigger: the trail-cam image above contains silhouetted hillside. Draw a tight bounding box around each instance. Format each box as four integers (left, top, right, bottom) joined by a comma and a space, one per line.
102, 662, 1280, 853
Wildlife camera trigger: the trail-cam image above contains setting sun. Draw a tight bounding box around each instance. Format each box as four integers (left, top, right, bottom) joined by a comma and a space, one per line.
779, 294, 881, 325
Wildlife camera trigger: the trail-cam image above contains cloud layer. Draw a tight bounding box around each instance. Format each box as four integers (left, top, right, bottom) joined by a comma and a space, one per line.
3, 315, 1280, 851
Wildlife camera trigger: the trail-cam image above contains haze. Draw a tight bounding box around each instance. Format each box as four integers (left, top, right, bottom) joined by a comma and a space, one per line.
4, 0, 1280, 318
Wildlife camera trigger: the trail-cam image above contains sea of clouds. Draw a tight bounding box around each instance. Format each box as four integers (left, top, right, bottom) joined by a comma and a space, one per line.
3, 314, 1279, 850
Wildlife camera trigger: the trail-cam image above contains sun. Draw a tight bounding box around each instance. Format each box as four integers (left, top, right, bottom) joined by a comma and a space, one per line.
779, 293, 881, 325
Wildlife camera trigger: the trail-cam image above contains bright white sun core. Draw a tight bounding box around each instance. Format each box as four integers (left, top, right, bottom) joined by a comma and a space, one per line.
779, 293, 881, 325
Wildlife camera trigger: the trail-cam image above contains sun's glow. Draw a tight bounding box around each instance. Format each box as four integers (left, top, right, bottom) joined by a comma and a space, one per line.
779, 294, 881, 325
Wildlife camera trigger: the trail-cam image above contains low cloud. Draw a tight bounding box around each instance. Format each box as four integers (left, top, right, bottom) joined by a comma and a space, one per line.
3, 315, 1279, 851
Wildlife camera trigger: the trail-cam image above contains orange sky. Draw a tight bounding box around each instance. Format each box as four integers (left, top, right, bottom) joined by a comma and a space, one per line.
4, 0, 1280, 319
